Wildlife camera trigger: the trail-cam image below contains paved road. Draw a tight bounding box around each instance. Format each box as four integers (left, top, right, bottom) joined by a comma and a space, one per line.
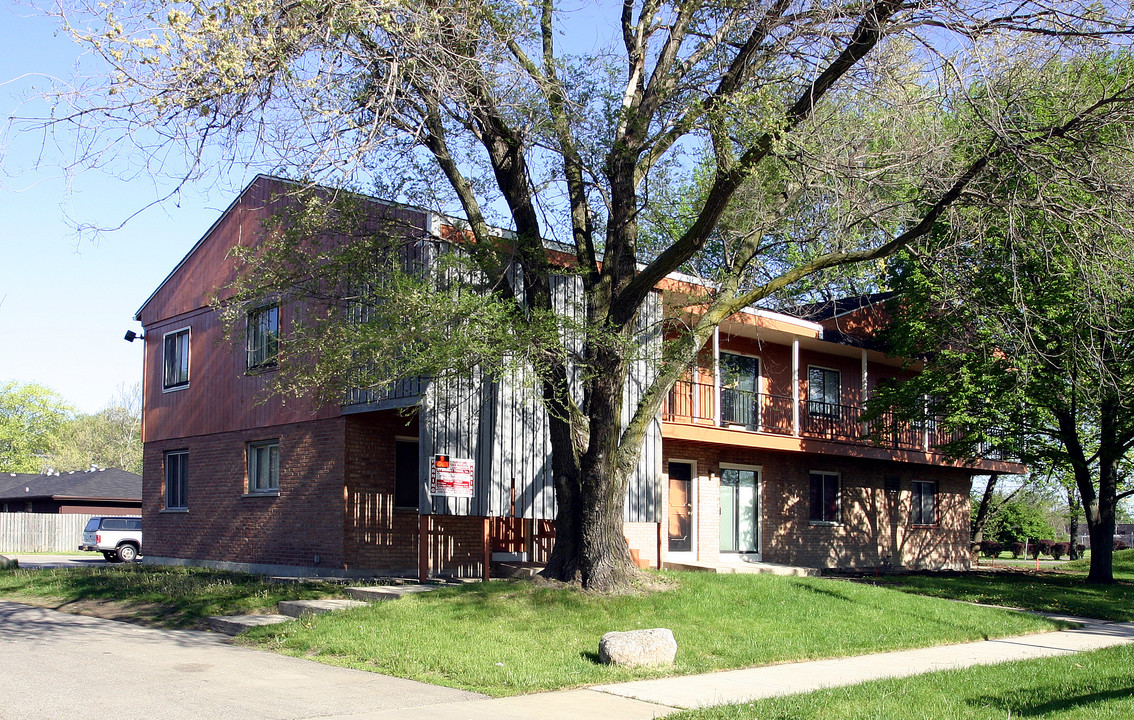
0, 601, 480, 720
5, 554, 111, 569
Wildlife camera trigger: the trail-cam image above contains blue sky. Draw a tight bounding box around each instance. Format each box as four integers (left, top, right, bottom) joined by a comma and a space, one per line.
0, 1, 614, 414
0, 4, 253, 413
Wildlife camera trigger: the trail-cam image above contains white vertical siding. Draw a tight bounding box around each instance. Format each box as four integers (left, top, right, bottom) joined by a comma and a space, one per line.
419, 278, 662, 523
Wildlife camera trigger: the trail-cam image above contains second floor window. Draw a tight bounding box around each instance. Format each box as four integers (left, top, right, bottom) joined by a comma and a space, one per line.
807, 366, 840, 417
163, 328, 190, 390
720, 353, 760, 428
247, 306, 279, 371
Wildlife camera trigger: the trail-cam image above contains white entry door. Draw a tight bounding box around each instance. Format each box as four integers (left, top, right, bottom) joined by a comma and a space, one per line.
720, 467, 760, 555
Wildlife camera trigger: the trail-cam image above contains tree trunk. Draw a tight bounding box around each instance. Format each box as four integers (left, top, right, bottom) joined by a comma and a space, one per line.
540, 339, 640, 591
1067, 484, 1081, 561
1085, 499, 1114, 583
971, 473, 999, 546
1084, 462, 1120, 585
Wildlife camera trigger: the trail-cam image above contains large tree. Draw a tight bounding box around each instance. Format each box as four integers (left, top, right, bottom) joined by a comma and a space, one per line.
31, 0, 1134, 588
873, 127, 1134, 582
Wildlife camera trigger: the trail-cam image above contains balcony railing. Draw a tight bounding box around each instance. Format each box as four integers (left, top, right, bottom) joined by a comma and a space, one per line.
663, 378, 959, 453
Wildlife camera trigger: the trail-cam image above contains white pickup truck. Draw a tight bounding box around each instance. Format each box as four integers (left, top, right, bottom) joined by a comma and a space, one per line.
79, 516, 143, 562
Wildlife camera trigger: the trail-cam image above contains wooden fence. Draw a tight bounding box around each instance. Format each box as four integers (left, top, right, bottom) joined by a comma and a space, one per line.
0, 513, 134, 553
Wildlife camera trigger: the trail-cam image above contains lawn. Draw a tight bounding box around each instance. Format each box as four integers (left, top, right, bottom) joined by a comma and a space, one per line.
871, 549, 1134, 621
0, 564, 345, 627
242, 571, 1059, 696
670, 643, 1134, 720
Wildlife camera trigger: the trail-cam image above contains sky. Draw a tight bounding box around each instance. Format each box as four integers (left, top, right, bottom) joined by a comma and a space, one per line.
0, 2, 615, 415
0, 3, 254, 413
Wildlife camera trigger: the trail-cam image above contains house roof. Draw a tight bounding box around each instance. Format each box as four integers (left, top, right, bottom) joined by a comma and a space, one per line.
781, 291, 897, 323
0, 468, 142, 503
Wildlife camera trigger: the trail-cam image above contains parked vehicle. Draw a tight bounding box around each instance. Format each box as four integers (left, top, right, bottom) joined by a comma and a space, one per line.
79, 516, 142, 562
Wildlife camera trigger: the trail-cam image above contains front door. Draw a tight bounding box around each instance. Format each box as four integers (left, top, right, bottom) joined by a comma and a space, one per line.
720, 467, 759, 555
668, 461, 694, 553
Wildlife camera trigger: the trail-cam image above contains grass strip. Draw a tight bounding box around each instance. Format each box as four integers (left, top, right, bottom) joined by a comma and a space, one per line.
243, 571, 1059, 696
0, 564, 343, 627
670, 643, 1134, 720
872, 549, 1134, 621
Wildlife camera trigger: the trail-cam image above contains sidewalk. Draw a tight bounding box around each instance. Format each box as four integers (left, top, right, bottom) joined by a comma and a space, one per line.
321, 616, 1134, 719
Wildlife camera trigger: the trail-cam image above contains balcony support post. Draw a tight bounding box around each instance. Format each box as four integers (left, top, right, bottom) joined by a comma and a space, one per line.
792, 338, 800, 436
713, 326, 722, 426
923, 394, 931, 452
861, 349, 869, 439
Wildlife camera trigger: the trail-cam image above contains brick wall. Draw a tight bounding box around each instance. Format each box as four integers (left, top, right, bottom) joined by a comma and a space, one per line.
662, 439, 972, 570
343, 411, 421, 573
142, 417, 346, 569
624, 521, 662, 568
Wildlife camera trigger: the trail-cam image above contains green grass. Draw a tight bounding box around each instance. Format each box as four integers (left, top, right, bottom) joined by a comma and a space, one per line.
871, 549, 1134, 621
0, 564, 344, 627
243, 571, 1059, 696
670, 643, 1134, 720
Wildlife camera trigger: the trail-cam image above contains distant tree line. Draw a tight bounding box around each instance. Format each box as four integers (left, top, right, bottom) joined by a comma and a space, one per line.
0, 381, 141, 475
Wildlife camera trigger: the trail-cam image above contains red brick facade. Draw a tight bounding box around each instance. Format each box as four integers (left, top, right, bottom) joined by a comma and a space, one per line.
661, 439, 971, 570
136, 177, 1004, 578
142, 417, 347, 569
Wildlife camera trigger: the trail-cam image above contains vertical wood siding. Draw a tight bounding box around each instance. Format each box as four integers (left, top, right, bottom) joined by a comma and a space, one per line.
419, 279, 662, 522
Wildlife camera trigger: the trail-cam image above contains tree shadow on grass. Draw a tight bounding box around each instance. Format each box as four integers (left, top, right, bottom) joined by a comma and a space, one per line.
973, 686, 1134, 717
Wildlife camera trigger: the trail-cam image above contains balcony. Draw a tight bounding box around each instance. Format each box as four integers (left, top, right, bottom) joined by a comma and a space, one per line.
662, 379, 961, 453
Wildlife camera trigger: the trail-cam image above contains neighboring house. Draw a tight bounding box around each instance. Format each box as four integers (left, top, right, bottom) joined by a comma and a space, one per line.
1077, 523, 1134, 549
134, 175, 1020, 577
0, 468, 142, 514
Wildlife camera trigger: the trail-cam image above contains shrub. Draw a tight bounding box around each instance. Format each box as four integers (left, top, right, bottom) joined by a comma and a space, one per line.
1038, 539, 1055, 557
1115, 539, 1130, 551
1076, 543, 1087, 555
979, 541, 1003, 558
1050, 542, 1070, 561
1010, 542, 1025, 559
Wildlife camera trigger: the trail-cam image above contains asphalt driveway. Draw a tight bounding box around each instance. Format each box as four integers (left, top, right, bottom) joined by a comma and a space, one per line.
4, 553, 111, 569
0, 601, 480, 720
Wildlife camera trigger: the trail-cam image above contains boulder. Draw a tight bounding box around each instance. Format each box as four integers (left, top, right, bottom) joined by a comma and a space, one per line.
0, 555, 17, 569
598, 628, 677, 667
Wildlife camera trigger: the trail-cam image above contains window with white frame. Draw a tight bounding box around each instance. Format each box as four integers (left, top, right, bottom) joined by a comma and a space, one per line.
807, 366, 840, 417
163, 328, 190, 390
809, 471, 840, 523
246, 305, 279, 371
247, 440, 280, 493
164, 450, 188, 510
911, 480, 936, 525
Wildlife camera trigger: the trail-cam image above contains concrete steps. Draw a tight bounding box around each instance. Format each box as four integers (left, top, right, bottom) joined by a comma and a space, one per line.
344, 584, 440, 602
277, 598, 369, 617
206, 614, 294, 634
207, 583, 440, 635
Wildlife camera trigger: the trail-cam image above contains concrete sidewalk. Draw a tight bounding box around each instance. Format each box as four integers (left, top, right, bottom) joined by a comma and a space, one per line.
324, 616, 1134, 719
2, 598, 1132, 720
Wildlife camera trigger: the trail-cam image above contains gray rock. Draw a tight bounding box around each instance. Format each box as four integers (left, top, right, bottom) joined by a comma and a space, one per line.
598, 628, 677, 667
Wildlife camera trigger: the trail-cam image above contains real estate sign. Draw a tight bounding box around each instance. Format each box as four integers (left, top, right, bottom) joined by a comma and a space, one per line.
429, 455, 475, 498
